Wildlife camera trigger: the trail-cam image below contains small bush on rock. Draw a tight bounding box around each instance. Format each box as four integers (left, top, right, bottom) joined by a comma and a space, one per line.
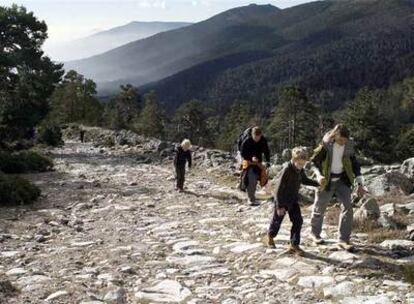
0, 173, 41, 205
0, 151, 53, 174
36, 123, 64, 147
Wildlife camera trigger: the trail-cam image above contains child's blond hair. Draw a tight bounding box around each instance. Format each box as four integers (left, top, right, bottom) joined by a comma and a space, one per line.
181, 139, 192, 149
291, 146, 310, 161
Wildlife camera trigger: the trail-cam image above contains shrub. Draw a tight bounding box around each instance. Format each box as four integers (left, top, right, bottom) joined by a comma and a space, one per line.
36, 123, 64, 147
0, 173, 41, 205
0, 151, 53, 174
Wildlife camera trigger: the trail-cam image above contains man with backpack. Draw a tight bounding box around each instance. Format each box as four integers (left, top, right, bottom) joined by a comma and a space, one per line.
239, 126, 271, 206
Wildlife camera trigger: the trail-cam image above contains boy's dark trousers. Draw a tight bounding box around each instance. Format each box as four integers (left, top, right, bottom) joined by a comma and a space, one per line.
175, 165, 186, 190
268, 202, 303, 246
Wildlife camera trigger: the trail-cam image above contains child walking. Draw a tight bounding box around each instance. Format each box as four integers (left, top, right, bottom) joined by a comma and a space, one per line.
265, 147, 319, 255
174, 139, 192, 192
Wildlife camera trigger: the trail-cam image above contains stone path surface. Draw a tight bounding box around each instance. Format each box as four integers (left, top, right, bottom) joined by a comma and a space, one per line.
0, 142, 413, 303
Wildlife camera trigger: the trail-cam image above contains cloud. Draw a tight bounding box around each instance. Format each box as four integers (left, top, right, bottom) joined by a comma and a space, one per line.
191, 0, 211, 7
137, 0, 167, 9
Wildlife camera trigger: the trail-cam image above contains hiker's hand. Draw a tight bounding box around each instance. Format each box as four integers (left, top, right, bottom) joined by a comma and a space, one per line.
318, 176, 327, 189
252, 157, 258, 162
277, 208, 286, 217
324, 125, 340, 143
357, 185, 368, 198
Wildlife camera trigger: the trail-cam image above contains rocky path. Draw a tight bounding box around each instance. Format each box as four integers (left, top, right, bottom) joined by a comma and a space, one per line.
0, 142, 413, 303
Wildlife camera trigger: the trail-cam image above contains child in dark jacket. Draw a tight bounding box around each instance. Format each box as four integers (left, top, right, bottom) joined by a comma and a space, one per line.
265, 147, 319, 255
174, 139, 192, 192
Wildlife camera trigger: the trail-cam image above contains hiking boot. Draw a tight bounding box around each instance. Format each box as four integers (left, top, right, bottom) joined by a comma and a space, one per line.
288, 244, 306, 256
337, 240, 354, 251
264, 234, 276, 249
248, 199, 259, 206
310, 233, 325, 245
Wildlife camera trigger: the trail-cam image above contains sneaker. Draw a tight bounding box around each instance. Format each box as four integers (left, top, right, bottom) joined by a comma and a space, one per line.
264, 234, 276, 249
288, 244, 306, 256
310, 233, 325, 245
337, 240, 354, 251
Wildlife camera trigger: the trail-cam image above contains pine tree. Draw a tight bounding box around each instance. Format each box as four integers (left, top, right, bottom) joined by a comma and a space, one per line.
395, 125, 414, 161
102, 84, 141, 130
0, 5, 63, 141
267, 84, 319, 152
217, 103, 251, 151
402, 77, 414, 123
49, 70, 103, 125
344, 87, 394, 163
136, 91, 165, 138
115, 84, 141, 127
170, 100, 210, 146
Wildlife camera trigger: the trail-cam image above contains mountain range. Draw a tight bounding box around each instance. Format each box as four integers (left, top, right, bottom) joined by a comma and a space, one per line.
65, 0, 414, 112
47, 21, 191, 61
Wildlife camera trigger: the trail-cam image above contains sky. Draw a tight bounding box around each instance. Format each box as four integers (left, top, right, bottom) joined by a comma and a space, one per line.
3, 0, 316, 43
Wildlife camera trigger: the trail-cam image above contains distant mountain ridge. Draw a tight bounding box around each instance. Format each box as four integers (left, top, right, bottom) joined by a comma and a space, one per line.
46, 21, 191, 61
65, 4, 283, 84
140, 0, 414, 112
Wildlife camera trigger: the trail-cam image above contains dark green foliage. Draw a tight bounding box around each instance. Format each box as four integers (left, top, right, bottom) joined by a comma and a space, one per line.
170, 100, 211, 146
36, 123, 64, 147
138, 0, 414, 113
49, 70, 103, 126
0, 172, 41, 205
216, 103, 252, 151
267, 84, 320, 152
345, 88, 395, 163
0, 151, 53, 174
135, 91, 165, 138
0, 5, 63, 142
103, 84, 142, 130
401, 77, 414, 123
395, 126, 414, 161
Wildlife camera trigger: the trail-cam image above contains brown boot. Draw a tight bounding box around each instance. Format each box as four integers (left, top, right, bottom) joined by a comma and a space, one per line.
264, 234, 276, 249
288, 244, 306, 256
337, 240, 354, 252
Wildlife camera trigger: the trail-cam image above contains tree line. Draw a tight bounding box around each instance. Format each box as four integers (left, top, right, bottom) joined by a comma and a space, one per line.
47, 68, 414, 164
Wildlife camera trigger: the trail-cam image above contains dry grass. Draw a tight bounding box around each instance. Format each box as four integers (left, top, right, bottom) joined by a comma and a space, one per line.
367, 229, 407, 243
354, 219, 407, 243
376, 194, 410, 206
403, 264, 414, 285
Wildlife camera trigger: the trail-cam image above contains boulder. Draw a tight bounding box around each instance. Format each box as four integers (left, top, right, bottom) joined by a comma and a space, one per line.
281, 149, 291, 162
379, 203, 396, 216
135, 280, 191, 302
357, 156, 375, 166
408, 224, 414, 241
268, 164, 284, 179
354, 196, 380, 222
401, 157, 414, 181
361, 165, 386, 176
378, 214, 399, 230
366, 172, 413, 196
299, 186, 315, 204
104, 288, 127, 304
